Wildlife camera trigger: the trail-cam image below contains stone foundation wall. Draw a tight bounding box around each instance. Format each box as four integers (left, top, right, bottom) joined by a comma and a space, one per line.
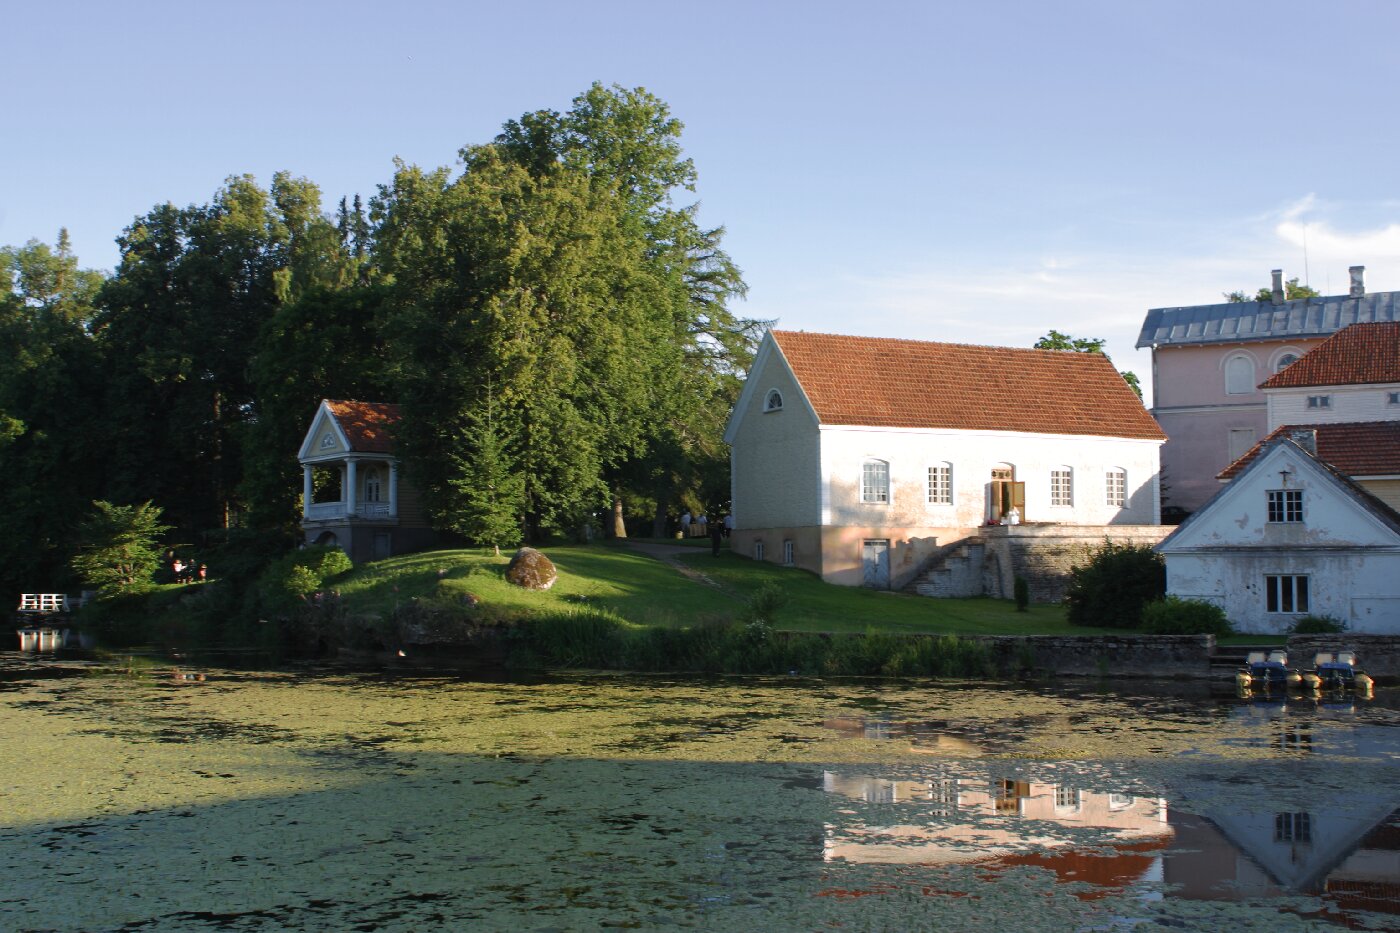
1286, 634, 1400, 681
980, 524, 1171, 602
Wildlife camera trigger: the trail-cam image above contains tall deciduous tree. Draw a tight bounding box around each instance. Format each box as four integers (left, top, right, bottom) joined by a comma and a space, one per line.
0, 233, 106, 600
70, 500, 171, 592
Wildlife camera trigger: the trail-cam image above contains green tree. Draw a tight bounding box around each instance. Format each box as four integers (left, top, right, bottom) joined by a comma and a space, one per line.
445, 387, 524, 551
0, 233, 106, 601
94, 173, 355, 537
1253, 278, 1320, 302
1033, 330, 1142, 400
70, 500, 171, 592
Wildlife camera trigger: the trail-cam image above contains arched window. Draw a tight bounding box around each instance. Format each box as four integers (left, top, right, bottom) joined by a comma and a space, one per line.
1225, 354, 1256, 395
1274, 351, 1300, 373
764, 389, 783, 412
861, 459, 890, 503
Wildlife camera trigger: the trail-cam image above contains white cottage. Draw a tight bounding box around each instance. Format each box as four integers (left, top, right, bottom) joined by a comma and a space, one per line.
724, 331, 1167, 591
1157, 433, 1400, 634
298, 400, 436, 562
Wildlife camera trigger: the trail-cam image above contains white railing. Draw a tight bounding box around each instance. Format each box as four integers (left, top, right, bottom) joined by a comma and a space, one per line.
305, 502, 394, 521
18, 594, 68, 613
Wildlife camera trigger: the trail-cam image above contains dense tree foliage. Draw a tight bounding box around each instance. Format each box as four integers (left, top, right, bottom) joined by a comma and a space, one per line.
70, 500, 171, 592
0, 84, 755, 602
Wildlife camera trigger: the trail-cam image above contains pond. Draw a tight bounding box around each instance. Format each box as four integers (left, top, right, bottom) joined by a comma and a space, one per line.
0, 655, 1397, 931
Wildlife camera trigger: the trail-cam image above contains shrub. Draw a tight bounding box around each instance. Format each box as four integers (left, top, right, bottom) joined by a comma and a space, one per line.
1290, 614, 1347, 634
1140, 596, 1232, 636
254, 545, 354, 615
1064, 541, 1165, 628
740, 583, 789, 625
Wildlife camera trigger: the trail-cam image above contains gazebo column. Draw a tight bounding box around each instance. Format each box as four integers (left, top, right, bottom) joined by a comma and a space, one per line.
346, 458, 358, 516
389, 462, 399, 518
302, 465, 314, 518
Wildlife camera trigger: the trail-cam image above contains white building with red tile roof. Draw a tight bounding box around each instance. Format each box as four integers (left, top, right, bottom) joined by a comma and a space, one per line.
1157, 323, 1400, 632
723, 330, 1166, 592
297, 400, 437, 562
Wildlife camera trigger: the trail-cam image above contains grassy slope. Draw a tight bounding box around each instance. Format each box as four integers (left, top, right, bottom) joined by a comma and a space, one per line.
327, 543, 1115, 636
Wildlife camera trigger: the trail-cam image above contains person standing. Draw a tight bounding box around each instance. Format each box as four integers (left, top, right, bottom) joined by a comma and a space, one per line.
696, 513, 708, 538
722, 513, 734, 539
680, 510, 692, 538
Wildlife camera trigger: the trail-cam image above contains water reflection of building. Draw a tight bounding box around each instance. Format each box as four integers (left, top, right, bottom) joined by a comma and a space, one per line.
821, 770, 1169, 868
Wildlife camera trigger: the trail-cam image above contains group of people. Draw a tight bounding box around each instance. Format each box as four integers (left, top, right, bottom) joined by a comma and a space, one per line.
679, 509, 734, 556
167, 553, 208, 584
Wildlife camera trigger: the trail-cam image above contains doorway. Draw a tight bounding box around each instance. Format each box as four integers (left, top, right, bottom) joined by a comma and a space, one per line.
989, 465, 1025, 523
862, 539, 891, 589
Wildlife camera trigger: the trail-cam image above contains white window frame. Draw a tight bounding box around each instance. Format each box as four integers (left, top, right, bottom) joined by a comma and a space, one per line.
763, 389, 783, 412
1306, 395, 1331, 409
782, 539, 794, 566
753, 541, 765, 562
363, 467, 383, 503
927, 463, 952, 505
1272, 348, 1302, 373
862, 459, 890, 504
1388, 391, 1400, 407
1265, 574, 1309, 613
1266, 489, 1303, 523
1105, 469, 1126, 508
1050, 468, 1073, 507
1055, 786, 1081, 810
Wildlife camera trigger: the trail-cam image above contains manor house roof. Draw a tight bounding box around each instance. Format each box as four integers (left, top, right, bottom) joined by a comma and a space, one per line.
771, 330, 1164, 440
1136, 292, 1400, 349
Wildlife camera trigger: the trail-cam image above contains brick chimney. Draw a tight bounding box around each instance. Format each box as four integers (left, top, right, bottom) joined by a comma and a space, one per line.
1350, 265, 1365, 298
1271, 269, 1285, 305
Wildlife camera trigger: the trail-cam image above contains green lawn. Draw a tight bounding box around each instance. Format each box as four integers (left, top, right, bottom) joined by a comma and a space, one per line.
328, 543, 1113, 636
671, 550, 1118, 635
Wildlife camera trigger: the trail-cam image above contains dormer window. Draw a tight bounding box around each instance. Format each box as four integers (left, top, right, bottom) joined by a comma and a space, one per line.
763, 389, 784, 412
1306, 395, 1330, 409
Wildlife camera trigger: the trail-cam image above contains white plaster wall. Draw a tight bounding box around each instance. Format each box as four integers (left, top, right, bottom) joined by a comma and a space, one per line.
1166, 550, 1400, 634
729, 350, 822, 530
818, 426, 1161, 529
1267, 382, 1400, 429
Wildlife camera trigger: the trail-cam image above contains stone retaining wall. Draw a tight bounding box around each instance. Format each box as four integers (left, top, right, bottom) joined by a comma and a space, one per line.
979, 524, 1171, 602
1286, 634, 1400, 681
957, 633, 1216, 678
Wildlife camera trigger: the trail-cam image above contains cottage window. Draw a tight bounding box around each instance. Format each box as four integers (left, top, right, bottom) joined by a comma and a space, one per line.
927, 463, 952, 505
1105, 469, 1126, 507
363, 468, 382, 503
1225, 354, 1256, 395
1388, 391, 1400, 406
782, 540, 794, 566
1055, 786, 1081, 810
1274, 812, 1312, 843
862, 460, 890, 504
1265, 574, 1309, 613
1306, 395, 1331, 409
1266, 489, 1302, 523
754, 541, 765, 562
1050, 468, 1073, 507
764, 389, 783, 412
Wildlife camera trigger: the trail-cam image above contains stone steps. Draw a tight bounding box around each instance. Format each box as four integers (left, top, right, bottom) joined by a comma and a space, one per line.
908, 538, 985, 598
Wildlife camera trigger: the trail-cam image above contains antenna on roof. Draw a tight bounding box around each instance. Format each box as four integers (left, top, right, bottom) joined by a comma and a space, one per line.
1293, 222, 1304, 287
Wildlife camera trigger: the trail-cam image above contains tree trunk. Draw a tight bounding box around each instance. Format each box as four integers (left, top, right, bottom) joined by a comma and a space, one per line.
611, 492, 627, 539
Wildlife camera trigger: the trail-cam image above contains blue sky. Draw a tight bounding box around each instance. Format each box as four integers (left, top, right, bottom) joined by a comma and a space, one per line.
6, 0, 1400, 394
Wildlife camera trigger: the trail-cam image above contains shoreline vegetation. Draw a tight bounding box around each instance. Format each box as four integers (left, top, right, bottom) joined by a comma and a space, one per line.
69, 542, 1282, 680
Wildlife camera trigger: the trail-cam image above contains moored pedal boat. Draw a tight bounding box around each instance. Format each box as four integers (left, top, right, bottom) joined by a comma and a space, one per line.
1301, 651, 1374, 696
1236, 650, 1303, 692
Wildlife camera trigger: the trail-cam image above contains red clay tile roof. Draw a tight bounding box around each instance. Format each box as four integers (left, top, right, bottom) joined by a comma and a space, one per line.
1258, 321, 1400, 389
325, 400, 400, 453
771, 331, 1164, 440
1217, 421, 1400, 480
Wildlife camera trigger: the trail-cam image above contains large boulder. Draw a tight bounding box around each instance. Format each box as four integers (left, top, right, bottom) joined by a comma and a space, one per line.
506, 547, 558, 591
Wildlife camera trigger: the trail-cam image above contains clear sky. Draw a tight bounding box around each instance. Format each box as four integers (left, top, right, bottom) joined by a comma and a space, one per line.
6, 0, 1400, 395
